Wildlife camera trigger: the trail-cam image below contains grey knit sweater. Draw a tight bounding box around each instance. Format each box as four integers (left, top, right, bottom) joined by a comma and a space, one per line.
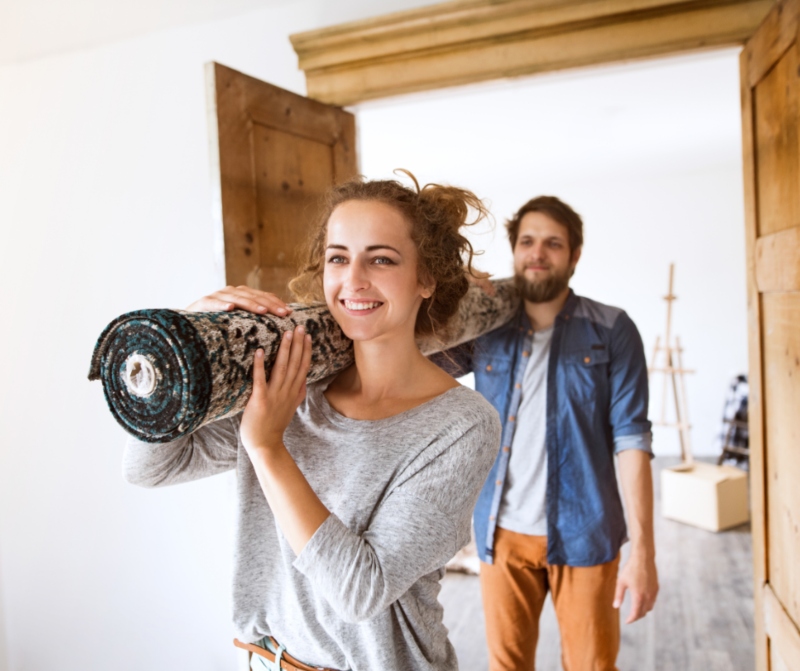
122, 378, 500, 671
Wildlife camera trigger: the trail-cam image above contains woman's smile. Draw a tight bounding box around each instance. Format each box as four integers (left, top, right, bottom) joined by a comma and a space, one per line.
340, 299, 384, 314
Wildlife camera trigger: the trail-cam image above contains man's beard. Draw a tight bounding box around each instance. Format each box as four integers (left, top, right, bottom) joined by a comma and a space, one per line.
514, 265, 571, 303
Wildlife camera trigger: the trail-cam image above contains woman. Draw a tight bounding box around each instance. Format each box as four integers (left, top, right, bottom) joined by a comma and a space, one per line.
123, 174, 501, 670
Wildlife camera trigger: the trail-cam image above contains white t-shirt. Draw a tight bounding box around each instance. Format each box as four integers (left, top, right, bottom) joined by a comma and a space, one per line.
497, 326, 553, 536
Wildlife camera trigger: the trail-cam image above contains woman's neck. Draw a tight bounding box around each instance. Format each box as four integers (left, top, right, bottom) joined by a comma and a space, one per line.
346, 335, 430, 402
325, 327, 458, 420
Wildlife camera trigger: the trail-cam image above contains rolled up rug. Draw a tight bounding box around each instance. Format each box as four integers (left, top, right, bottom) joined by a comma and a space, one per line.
89, 279, 518, 442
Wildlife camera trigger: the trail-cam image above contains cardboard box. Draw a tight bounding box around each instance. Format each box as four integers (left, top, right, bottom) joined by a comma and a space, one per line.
661, 462, 749, 531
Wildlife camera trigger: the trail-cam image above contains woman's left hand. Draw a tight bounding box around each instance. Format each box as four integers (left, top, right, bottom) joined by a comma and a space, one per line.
240, 325, 313, 455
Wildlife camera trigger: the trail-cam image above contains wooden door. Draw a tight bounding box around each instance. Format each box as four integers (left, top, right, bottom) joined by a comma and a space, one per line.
741, 1, 800, 669
206, 62, 358, 300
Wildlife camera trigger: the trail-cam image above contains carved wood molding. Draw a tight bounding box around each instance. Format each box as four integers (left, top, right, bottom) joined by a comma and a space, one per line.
290, 0, 773, 105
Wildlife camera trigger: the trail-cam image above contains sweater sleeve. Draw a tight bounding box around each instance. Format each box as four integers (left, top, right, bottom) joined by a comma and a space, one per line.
122, 415, 240, 487
292, 409, 500, 623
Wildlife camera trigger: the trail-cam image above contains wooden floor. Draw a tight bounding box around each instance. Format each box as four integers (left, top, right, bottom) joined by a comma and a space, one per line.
440, 458, 754, 671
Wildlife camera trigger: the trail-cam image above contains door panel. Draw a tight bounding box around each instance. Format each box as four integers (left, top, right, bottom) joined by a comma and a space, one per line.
755, 226, 800, 292
764, 585, 800, 670
762, 293, 800, 626
251, 124, 335, 292
741, 1, 800, 668
772, 652, 790, 671
754, 45, 800, 236
206, 62, 357, 300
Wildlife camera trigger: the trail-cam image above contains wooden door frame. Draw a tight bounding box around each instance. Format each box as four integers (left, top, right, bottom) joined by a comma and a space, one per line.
290, 0, 772, 105
740, 2, 800, 669
290, 1, 782, 669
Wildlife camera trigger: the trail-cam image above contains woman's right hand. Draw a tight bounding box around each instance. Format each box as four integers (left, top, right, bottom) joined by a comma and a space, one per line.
240, 326, 312, 454
186, 285, 292, 316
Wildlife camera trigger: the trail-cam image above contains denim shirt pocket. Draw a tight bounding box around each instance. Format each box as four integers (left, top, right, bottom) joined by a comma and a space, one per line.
473, 353, 515, 409
561, 348, 610, 404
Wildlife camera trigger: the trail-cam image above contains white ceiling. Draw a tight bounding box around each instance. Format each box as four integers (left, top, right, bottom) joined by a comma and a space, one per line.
0, 0, 440, 67
0, 0, 292, 65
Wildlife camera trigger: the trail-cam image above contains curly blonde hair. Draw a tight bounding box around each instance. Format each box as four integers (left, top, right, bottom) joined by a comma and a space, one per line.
289, 171, 488, 339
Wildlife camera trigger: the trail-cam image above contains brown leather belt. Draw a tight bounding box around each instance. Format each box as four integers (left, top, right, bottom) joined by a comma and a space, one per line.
233, 637, 338, 671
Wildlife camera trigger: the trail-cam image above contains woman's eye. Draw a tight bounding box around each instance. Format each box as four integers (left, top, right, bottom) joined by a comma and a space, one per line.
327, 255, 347, 264
372, 256, 395, 265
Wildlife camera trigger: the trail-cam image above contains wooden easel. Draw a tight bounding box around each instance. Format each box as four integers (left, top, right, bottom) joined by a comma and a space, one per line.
648, 264, 694, 464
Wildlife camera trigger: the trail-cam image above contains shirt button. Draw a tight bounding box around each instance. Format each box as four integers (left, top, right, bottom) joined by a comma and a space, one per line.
509, 415, 516, 422
489, 515, 495, 521
485, 364, 492, 371
496, 480, 502, 486
515, 383, 521, 389
503, 446, 510, 452
522, 351, 530, 358
528, 329, 533, 335
584, 356, 591, 364
565, 315, 570, 320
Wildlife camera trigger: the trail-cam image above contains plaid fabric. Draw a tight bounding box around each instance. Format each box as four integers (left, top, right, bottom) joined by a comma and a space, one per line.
718, 374, 748, 463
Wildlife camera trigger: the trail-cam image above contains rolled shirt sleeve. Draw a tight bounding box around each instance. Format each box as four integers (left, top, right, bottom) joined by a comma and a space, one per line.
608, 312, 653, 456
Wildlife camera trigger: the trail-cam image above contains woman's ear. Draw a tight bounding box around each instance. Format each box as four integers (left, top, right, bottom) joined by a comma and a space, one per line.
418, 270, 435, 300
419, 279, 435, 300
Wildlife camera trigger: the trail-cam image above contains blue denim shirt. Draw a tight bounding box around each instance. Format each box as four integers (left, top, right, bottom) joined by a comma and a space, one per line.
436, 290, 652, 567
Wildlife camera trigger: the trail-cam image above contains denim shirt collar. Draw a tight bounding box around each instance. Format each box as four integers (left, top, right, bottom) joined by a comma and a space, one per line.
517, 288, 578, 333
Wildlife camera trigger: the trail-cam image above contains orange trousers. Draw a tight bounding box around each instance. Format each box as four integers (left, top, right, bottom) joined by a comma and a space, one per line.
480, 527, 620, 671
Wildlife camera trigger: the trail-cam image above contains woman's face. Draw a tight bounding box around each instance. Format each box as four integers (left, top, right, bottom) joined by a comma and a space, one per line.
323, 200, 432, 344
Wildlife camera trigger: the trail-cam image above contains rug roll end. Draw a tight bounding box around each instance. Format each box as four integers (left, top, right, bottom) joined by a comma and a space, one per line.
88, 308, 213, 441
88, 320, 116, 381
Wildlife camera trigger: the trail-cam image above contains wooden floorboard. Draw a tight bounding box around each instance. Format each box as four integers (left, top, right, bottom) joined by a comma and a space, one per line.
440, 457, 755, 671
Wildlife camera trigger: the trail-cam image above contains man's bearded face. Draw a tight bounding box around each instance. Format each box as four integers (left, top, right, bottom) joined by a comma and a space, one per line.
512, 212, 578, 304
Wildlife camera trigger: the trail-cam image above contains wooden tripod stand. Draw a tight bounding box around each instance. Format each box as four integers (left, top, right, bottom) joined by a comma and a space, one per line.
648, 264, 695, 464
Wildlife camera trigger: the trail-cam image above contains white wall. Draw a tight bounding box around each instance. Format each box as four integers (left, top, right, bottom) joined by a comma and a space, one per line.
356, 49, 748, 458
0, 2, 438, 669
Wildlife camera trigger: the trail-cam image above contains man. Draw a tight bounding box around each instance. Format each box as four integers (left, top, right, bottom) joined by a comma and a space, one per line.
438, 196, 658, 671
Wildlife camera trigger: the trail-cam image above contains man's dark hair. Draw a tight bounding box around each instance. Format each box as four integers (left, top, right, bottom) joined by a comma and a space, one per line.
505, 196, 584, 254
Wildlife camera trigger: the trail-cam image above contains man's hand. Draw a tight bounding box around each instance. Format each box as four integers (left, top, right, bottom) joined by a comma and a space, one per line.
467, 269, 496, 296
613, 551, 659, 624
616, 448, 658, 624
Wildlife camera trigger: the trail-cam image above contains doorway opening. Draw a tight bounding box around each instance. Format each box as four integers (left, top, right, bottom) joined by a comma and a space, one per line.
354, 47, 753, 670
356, 46, 748, 459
